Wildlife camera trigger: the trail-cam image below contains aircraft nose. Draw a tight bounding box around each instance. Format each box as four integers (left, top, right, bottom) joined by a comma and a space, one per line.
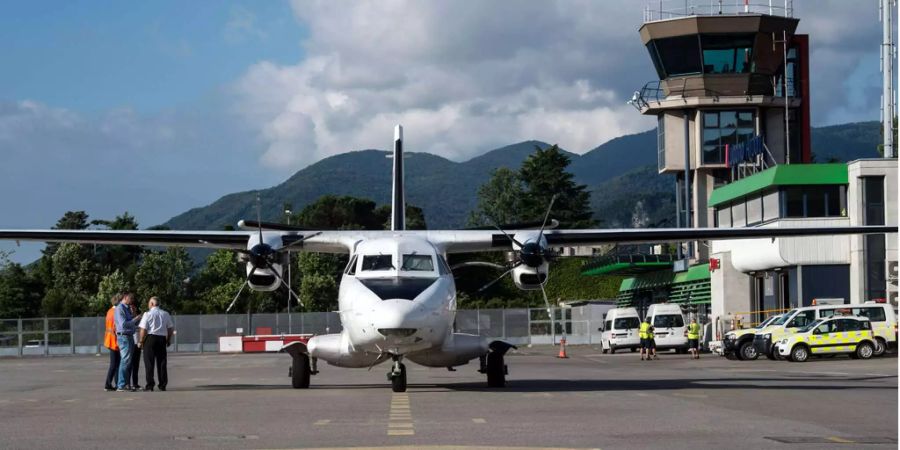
371, 300, 426, 340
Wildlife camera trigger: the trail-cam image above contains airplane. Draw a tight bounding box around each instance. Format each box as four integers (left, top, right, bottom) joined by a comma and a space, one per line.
0, 125, 896, 392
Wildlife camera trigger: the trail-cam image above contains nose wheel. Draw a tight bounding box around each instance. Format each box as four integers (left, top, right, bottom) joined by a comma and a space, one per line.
387, 357, 407, 392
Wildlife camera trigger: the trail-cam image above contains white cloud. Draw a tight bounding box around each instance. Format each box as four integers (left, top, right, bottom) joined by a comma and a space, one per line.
233, 0, 656, 171
233, 0, 888, 172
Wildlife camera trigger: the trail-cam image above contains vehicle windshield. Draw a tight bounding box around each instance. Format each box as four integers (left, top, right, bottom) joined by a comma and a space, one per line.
772, 311, 794, 325
400, 254, 434, 272
754, 315, 780, 329
613, 317, 640, 330
653, 314, 684, 328
798, 319, 824, 333
361, 254, 395, 271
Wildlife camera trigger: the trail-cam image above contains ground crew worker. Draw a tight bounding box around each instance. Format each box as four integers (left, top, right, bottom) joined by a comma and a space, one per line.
686, 318, 701, 359
103, 293, 122, 391
639, 318, 657, 360
138, 297, 174, 392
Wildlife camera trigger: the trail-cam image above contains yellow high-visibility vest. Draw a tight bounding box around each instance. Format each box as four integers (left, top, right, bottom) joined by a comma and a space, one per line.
639, 322, 651, 339
687, 323, 701, 340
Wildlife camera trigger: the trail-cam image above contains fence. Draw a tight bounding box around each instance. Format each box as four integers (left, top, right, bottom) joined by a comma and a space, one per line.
0, 304, 613, 357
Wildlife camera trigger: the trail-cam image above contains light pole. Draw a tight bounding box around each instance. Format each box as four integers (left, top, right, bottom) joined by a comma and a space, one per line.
284, 205, 293, 334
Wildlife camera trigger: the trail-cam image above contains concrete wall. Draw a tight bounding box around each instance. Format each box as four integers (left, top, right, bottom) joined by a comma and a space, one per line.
709, 251, 752, 336
847, 159, 898, 305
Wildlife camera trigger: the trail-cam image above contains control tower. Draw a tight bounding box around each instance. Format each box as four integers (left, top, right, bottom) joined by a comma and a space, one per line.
631, 0, 810, 263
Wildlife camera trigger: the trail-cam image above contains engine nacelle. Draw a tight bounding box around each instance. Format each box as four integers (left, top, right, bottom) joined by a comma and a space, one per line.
245, 262, 282, 292
308, 333, 389, 368
511, 262, 549, 290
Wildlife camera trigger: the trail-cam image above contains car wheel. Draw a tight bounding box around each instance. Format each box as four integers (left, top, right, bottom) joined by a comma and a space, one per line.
631, 347, 637, 353
609, 346, 616, 354
790, 345, 809, 362
724, 353, 738, 360
739, 341, 759, 361
856, 342, 874, 360
873, 338, 886, 357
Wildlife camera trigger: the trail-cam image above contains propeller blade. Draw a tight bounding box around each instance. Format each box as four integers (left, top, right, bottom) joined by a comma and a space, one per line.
270, 265, 304, 307
476, 266, 516, 293
255, 193, 264, 244
226, 278, 250, 313
539, 281, 552, 318
537, 194, 558, 241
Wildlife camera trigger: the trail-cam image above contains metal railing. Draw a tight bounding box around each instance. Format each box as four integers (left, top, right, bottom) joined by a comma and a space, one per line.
0, 305, 614, 357
644, 0, 794, 22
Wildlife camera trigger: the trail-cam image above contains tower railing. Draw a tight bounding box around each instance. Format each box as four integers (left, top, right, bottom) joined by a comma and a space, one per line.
643, 0, 794, 23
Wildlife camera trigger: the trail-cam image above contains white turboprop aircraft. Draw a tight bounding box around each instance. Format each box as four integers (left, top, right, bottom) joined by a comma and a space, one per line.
1, 125, 895, 392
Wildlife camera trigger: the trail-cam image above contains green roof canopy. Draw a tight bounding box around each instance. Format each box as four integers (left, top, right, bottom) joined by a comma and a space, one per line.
708, 163, 848, 208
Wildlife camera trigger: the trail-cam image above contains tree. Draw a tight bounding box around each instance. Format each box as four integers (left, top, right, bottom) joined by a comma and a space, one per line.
466, 167, 525, 227
133, 248, 193, 312
42, 243, 100, 317
90, 270, 129, 316
0, 263, 43, 318
193, 250, 247, 313
519, 144, 594, 228
91, 212, 141, 273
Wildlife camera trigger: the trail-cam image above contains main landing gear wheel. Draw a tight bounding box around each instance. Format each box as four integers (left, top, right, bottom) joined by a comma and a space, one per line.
486, 352, 506, 388
388, 359, 407, 393
291, 354, 311, 389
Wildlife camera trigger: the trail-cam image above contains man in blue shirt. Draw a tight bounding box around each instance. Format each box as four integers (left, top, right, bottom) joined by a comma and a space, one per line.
114, 292, 142, 391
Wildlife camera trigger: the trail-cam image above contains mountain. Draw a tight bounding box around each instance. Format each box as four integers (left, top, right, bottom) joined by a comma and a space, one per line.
163, 121, 884, 231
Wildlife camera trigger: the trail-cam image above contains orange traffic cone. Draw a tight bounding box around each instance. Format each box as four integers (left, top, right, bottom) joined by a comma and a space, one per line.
557, 337, 569, 358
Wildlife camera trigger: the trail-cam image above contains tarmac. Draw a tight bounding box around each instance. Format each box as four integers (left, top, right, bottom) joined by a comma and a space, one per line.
0, 345, 896, 450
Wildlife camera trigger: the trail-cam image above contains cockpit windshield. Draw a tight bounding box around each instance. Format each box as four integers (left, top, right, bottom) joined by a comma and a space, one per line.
361, 255, 395, 271
401, 254, 434, 271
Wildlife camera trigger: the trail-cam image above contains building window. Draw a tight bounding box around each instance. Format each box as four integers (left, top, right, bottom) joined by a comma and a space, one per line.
862, 176, 887, 301
780, 186, 846, 219
701, 34, 754, 74
746, 195, 762, 225
657, 114, 665, 171
650, 36, 702, 77
716, 205, 731, 228
775, 47, 799, 98
862, 177, 885, 226
702, 110, 754, 165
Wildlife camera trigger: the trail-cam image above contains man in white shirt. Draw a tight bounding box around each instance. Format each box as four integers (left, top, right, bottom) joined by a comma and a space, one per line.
138, 297, 175, 391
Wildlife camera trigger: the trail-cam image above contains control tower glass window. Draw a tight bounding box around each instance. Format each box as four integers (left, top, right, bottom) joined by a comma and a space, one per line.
651, 36, 702, 77
702, 110, 754, 164
700, 35, 754, 74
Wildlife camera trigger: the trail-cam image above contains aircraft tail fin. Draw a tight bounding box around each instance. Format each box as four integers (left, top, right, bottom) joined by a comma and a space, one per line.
391, 125, 405, 231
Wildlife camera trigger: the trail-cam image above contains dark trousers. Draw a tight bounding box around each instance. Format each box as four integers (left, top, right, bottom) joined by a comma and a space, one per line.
105, 349, 120, 388
143, 335, 168, 389
131, 345, 142, 387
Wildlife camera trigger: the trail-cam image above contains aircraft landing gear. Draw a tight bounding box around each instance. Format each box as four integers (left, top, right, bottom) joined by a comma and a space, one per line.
481, 341, 515, 388
387, 356, 407, 392
291, 353, 311, 389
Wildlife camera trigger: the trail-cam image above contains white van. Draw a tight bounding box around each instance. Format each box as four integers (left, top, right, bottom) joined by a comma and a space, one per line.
647, 303, 689, 353
753, 302, 898, 359
600, 308, 641, 354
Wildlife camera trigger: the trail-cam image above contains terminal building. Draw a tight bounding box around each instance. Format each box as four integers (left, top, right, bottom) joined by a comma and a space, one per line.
582, 2, 898, 330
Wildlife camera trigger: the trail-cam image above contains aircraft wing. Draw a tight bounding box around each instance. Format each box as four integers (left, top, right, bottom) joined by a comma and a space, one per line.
0, 229, 253, 250
428, 224, 898, 254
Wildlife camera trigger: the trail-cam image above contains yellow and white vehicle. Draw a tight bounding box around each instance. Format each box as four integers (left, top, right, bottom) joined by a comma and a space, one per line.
753, 303, 897, 360
717, 314, 783, 360
774, 316, 876, 362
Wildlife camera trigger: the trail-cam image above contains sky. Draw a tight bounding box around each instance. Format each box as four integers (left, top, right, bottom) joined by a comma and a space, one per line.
0, 0, 893, 262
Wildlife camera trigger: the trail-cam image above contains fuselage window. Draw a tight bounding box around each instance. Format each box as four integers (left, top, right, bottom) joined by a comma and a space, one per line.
401, 254, 434, 272
362, 255, 395, 271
